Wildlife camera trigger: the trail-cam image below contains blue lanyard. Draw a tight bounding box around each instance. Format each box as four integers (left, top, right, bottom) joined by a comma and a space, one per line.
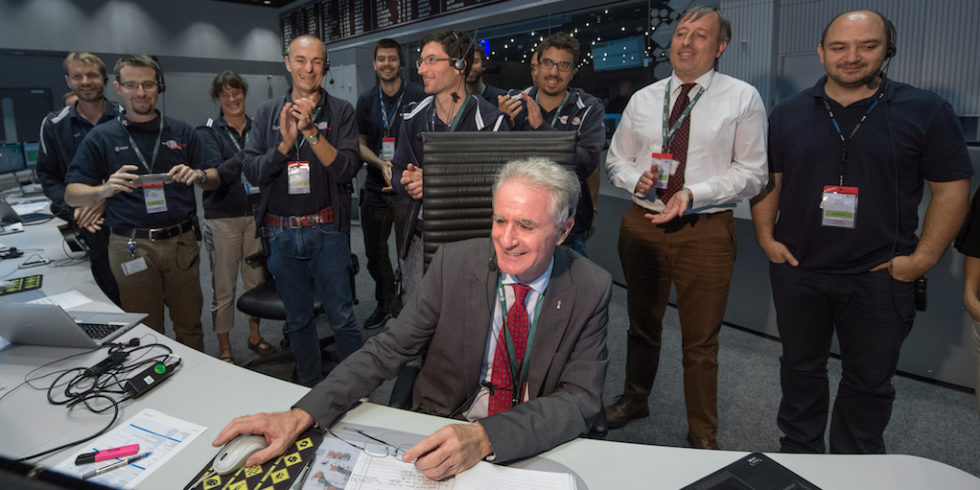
292, 104, 324, 154
379, 87, 405, 136
661, 79, 705, 152
495, 277, 545, 406
822, 91, 883, 185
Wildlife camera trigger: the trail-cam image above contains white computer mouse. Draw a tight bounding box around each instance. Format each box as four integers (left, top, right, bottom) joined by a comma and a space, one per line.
212, 434, 268, 475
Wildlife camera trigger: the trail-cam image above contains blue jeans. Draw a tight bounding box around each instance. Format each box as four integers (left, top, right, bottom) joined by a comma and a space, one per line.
267, 222, 364, 386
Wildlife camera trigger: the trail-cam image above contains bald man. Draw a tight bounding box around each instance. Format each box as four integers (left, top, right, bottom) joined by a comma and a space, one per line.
242, 35, 364, 386
751, 10, 972, 454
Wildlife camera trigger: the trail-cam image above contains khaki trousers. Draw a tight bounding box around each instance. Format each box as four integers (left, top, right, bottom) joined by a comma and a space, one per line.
108, 230, 204, 350
203, 216, 264, 334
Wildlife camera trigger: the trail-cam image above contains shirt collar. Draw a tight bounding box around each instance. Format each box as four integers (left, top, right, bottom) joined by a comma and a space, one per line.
501, 256, 555, 297
670, 69, 715, 94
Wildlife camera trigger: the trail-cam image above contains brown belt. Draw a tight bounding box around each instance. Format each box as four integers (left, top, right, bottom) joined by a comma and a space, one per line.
265, 207, 334, 228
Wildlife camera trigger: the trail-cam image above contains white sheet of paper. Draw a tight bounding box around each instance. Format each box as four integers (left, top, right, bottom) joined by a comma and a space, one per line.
52, 408, 206, 489
344, 455, 575, 490
27, 290, 92, 309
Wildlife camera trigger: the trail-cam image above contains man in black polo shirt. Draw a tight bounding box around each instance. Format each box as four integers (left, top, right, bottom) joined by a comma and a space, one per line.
38, 51, 123, 305
751, 10, 972, 454
65, 54, 219, 350
497, 32, 605, 256
242, 34, 364, 387
392, 29, 508, 290
355, 38, 425, 328
466, 49, 506, 104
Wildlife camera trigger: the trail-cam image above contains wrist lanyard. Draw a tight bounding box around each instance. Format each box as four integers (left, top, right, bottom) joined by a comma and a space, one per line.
661, 79, 705, 152
118, 115, 163, 173
428, 94, 469, 132
380, 87, 405, 137
224, 125, 249, 153
293, 104, 324, 154
536, 90, 570, 127
495, 277, 545, 406
821, 91, 884, 186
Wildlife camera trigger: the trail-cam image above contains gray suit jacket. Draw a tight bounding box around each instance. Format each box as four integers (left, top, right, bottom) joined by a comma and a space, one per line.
294, 237, 611, 463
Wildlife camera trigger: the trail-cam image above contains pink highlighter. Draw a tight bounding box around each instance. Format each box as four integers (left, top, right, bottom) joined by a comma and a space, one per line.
74, 444, 140, 465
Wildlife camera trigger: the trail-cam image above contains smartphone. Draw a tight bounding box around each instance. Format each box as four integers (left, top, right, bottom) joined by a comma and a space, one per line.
134, 173, 172, 186
507, 89, 524, 100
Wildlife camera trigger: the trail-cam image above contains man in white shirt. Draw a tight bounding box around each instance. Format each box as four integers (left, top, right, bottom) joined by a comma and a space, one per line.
603, 5, 767, 449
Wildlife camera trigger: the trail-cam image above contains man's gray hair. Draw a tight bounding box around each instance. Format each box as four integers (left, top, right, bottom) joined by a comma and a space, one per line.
493, 158, 579, 229
680, 5, 732, 44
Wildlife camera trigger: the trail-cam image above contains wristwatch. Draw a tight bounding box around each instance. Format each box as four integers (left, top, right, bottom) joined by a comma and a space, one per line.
304, 131, 319, 146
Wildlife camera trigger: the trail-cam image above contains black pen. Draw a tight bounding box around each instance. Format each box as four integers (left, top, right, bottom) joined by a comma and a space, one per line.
82, 452, 151, 480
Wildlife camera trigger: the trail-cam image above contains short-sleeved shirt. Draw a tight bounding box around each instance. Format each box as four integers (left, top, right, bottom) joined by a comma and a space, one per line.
65, 113, 216, 236
769, 77, 973, 273
355, 80, 425, 193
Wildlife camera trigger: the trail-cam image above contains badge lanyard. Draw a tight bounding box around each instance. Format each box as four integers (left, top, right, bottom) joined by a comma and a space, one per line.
223, 124, 249, 153
428, 94, 469, 132
821, 91, 884, 186
495, 277, 545, 406
535, 90, 570, 127
292, 104, 324, 154
661, 79, 705, 152
118, 116, 164, 173
380, 87, 405, 138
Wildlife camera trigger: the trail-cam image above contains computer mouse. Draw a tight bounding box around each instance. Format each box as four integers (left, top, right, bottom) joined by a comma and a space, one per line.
212, 434, 268, 475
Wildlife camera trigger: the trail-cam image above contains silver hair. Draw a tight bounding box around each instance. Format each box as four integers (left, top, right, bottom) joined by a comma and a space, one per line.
493, 157, 579, 229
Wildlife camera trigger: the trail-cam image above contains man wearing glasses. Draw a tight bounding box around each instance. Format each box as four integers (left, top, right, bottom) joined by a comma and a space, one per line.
497, 32, 606, 256
65, 54, 219, 350
392, 28, 507, 290
215, 159, 610, 481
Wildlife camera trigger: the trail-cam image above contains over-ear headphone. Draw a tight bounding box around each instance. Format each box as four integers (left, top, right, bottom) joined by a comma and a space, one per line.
450, 30, 478, 72
874, 10, 897, 59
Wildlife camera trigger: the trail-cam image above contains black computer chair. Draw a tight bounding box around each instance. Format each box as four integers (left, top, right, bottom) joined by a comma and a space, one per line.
387, 131, 607, 437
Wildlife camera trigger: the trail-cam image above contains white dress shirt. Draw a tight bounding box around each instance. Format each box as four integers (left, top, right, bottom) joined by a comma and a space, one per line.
605, 70, 768, 214
463, 258, 553, 422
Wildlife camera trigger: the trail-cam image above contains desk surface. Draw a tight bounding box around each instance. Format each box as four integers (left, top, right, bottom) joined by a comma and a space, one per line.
1, 213, 978, 489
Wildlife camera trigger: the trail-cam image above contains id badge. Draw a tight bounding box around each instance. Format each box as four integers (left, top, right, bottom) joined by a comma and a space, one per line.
381, 137, 396, 161
142, 182, 168, 214
121, 256, 148, 276
652, 152, 679, 191
241, 173, 260, 195
821, 185, 859, 228
287, 161, 311, 195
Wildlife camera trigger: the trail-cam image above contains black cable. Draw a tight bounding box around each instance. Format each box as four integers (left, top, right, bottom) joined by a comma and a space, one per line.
9, 339, 174, 462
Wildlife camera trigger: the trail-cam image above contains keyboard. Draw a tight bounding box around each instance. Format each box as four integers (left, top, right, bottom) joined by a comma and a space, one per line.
78, 322, 124, 340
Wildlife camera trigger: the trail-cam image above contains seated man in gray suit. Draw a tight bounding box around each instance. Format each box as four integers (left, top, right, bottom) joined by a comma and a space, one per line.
214, 158, 610, 480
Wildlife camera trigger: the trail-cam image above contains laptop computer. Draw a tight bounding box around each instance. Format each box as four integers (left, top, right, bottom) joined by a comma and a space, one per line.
0, 198, 23, 235
0, 303, 147, 348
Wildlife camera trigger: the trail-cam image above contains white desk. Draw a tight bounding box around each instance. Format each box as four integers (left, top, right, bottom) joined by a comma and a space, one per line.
1, 217, 978, 489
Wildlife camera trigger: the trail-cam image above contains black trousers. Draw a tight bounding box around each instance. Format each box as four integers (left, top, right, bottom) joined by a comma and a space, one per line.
83, 226, 120, 306
359, 187, 406, 312
770, 263, 914, 454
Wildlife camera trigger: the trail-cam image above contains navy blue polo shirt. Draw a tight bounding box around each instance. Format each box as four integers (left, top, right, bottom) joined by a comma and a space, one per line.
66, 113, 216, 236
769, 77, 973, 273
197, 115, 256, 219
355, 79, 425, 194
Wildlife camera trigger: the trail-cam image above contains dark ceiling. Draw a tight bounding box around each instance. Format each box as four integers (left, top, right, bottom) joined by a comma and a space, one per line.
212, 0, 293, 8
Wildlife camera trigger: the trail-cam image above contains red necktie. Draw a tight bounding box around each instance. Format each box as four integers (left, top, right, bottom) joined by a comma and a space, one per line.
488, 283, 532, 416
660, 82, 696, 204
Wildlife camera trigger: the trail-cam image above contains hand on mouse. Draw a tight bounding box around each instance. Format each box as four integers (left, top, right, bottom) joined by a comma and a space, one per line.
212, 408, 314, 467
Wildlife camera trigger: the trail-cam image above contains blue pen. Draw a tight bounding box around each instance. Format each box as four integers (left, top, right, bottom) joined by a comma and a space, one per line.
82, 451, 151, 480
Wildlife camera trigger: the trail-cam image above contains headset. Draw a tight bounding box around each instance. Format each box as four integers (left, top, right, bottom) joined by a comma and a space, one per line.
449, 30, 478, 72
